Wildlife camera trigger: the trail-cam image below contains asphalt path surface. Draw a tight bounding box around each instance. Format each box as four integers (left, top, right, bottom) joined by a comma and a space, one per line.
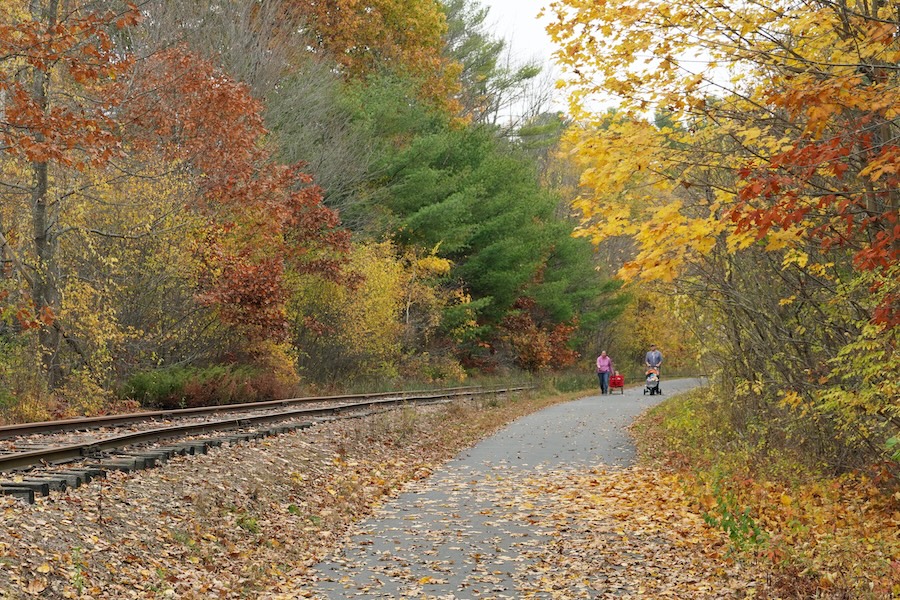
307, 377, 706, 599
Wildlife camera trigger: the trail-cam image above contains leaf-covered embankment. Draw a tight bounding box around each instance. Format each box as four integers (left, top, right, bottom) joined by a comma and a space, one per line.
630, 387, 900, 599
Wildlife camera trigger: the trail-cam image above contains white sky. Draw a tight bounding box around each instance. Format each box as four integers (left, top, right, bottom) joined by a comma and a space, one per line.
476, 0, 568, 116
477, 0, 557, 67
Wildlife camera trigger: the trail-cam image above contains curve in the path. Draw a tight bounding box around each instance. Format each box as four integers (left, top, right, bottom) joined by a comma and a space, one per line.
305, 378, 706, 599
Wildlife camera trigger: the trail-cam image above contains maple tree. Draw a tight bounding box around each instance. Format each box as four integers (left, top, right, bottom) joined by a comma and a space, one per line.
548, 0, 899, 468
124, 46, 352, 342
548, 0, 899, 316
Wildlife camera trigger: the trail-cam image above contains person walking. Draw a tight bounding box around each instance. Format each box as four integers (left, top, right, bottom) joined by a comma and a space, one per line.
596, 350, 613, 394
645, 344, 663, 369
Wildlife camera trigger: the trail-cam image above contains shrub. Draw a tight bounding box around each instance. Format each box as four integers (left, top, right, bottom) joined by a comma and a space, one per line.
399, 352, 468, 384
0, 336, 52, 424
121, 364, 292, 409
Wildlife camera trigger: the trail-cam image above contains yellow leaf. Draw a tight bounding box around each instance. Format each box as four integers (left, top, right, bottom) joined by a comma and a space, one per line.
726, 228, 756, 253
767, 229, 802, 252
780, 493, 793, 507
741, 127, 762, 142
781, 391, 803, 408
36, 563, 51, 574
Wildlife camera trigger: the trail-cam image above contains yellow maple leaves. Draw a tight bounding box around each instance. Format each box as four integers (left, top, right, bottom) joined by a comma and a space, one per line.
551, 0, 900, 288
563, 113, 729, 283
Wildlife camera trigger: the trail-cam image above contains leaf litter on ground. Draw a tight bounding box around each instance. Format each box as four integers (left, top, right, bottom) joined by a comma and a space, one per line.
0, 392, 797, 599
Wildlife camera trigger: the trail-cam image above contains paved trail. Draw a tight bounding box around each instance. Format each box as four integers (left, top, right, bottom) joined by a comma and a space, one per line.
306, 378, 706, 599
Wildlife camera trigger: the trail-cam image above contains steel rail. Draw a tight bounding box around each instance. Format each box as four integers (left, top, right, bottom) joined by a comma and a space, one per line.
0, 386, 532, 472
0, 385, 485, 439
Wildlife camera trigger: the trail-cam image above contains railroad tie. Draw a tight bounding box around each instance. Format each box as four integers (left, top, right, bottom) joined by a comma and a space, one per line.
57, 468, 106, 483
111, 452, 161, 469
0, 468, 106, 503
0, 479, 49, 497
85, 459, 139, 473
222, 434, 253, 445
0, 486, 34, 503
39, 472, 83, 489
19, 476, 68, 492
165, 441, 210, 455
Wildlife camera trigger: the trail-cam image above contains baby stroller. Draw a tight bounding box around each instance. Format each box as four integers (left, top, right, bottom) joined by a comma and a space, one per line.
643, 367, 661, 395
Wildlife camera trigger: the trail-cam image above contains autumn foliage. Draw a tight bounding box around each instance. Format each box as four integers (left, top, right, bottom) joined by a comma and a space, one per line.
281, 0, 461, 111
548, 0, 899, 319
0, 0, 611, 413
549, 0, 899, 473
501, 297, 579, 372
0, 2, 896, 597
122, 47, 350, 340
0, 3, 139, 168
0, 4, 350, 404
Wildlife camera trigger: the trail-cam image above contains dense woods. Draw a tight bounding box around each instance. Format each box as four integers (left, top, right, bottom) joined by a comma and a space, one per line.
0, 1, 897, 596
0, 0, 621, 417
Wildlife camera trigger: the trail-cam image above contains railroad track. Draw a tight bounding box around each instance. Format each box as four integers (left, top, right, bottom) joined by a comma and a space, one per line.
0, 385, 533, 503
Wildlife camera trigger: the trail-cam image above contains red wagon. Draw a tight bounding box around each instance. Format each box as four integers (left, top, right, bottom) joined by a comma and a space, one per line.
608, 373, 625, 394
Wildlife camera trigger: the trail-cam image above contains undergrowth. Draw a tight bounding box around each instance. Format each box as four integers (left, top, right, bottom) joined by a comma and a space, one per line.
631, 386, 900, 599
120, 364, 292, 409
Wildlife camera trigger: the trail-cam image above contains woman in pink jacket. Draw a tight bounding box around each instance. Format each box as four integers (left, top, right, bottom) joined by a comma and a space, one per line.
596, 350, 613, 394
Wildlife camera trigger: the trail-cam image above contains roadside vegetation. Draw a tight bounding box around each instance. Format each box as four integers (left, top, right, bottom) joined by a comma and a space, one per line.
543, 3, 900, 592
631, 387, 900, 598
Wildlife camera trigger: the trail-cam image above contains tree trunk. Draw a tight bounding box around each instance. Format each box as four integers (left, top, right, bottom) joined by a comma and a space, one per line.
29, 0, 63, 387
